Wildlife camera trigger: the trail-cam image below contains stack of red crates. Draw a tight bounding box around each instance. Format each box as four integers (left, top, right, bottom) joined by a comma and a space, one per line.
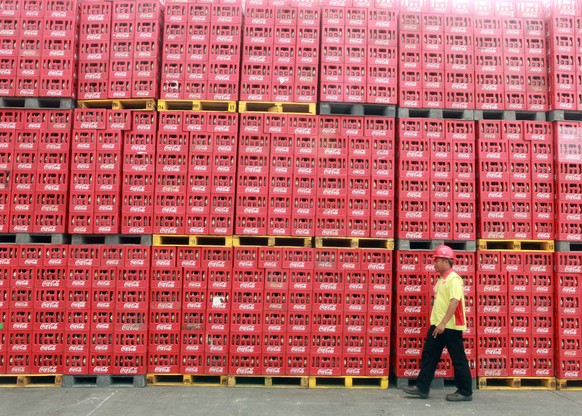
522, 10, 549, 111
397, 118, 475, 241
401, 8, 445, 107
112, 0, 161, 99
122, 110, 157, 234
476, 1, 548, 111
321, 1, 398, 104
477, 120, 554, 240
5, 245, 53, 374
160, 1, 241, 101
547, 0, 579, 110
554, 121, 582, 241
4, 110, 71, 234
112, 246, 150, 375
235, 114, 273, 235
449, 120, 477, 240
397, 119, 430, 239
474, 13, 505, 110
148, 249, 182, 374
0, 0, 78, 97
476, 251, 508, 377
78, 0, 161, 100
317, 116, 350, 237
154, 110, 238, 235
392, 250, 476, 380
77, 1, 112, 100
554, 252, 582, 379
155, 112, 188, 234
444, 12, 475, 110
143, 246, 392, 377
63, 245, 95, 375
241, 2, 319, 102
368, 116, 396, 238
477, 250, 555, 377
528, 121, 555, 240
237, 113, 317, 236
180, 246, 233, 375
70, 109, 120, 234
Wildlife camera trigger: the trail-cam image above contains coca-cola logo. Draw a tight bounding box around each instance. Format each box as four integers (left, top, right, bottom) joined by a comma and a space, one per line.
236, 368, 255, 375
238, 325, 256, 332
318, 325, 337, 333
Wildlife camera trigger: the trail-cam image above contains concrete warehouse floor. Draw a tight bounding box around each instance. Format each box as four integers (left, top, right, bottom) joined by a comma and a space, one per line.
0, 386, 581, 416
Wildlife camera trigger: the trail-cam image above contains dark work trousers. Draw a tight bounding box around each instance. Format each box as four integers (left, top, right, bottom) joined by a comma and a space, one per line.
415, 325, 473, 397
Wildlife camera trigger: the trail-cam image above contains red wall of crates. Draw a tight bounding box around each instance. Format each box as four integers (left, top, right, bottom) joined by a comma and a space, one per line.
0, 244, 393, 376
0, 0, 581, 381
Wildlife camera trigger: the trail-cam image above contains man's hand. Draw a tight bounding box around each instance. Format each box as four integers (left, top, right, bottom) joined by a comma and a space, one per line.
433, 323, 445, 338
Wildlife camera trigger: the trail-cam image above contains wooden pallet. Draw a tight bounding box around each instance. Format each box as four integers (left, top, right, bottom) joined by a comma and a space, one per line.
555, 241, 582, 252
315, 237, 394, 250
225, 375, 308, 388
319, 102, 396, 117
0, 374, 63, 388
153, 234, 233, 247
478, 377, 556, 390
0, 233, 70, 245
71, 234, 152, 246
239, 101, 316, 114
473, 110, 546, 121
396, 239, 477, 251
233, 235, 312, 247
556, 378, 582, 390
477, 239, 554, 252
0, 97, 75, 109
308, 376, 388, 389
62, 375, 145, 388
146, 374, 226, 387
397, 107, 473, 120
158, 100, 237, 112
78, 99, 156, 110
547, 110, 582, 122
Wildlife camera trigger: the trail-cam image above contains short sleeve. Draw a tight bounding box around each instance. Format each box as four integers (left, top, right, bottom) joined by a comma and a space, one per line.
448, 276, 464, 301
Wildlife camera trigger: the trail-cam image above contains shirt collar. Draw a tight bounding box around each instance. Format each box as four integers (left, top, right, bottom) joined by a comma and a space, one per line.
441, 269, 454, 280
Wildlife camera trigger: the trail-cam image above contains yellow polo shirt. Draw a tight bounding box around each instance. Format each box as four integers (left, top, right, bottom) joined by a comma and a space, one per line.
430, 269, 467, 331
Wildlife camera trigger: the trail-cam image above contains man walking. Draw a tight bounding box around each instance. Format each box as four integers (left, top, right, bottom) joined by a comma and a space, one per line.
402, 245, 473, 402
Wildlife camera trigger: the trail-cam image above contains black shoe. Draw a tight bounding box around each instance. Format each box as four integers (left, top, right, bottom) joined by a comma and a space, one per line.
446, 391, 472, 402
402, 385, 428, 399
